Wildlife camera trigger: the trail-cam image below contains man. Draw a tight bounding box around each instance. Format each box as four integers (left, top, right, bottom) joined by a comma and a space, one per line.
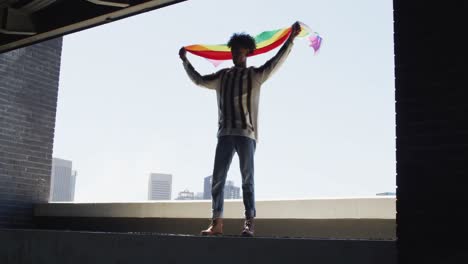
179, 21, 301, 237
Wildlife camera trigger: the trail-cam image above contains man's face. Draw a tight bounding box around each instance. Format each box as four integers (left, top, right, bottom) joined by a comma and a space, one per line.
231, 46, 250, 66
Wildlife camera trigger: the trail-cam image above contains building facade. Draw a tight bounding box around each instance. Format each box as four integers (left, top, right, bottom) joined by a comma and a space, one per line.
203, 176, 241, 200
176, 189, 194, 200
0, 38, 63, 227
50, 158, 76, 202
148, 173, 172, 200
203, 175, 212, 200
224, 181, 241, 199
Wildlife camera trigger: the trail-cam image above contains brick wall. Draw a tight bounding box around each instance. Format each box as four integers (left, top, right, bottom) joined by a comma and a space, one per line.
394, 1, 467, 263
0, 38, 62, 228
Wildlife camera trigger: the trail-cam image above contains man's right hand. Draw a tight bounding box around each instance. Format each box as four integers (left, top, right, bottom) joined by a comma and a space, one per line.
179, 47, 187, 62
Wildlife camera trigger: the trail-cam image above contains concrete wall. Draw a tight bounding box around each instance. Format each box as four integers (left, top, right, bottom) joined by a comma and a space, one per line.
36, 197, 396, 219
0, 229, 396, 264
35, 198, 395, 239
394, 1, 467, 263
0, 38, 62, 228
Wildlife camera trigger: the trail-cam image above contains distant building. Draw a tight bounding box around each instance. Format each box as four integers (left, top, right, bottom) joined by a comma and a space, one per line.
176, 189, 194, 200
148, 173, 172, 200
50, 158, 77, 202
224, 180, 241, 199
203, 175, 212, 200
194, 192, 204, 200
376, 192, 396, 196
203, 175, 241, 200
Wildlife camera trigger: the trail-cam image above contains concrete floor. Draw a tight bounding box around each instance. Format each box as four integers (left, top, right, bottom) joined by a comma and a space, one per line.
1, 228, 396, 264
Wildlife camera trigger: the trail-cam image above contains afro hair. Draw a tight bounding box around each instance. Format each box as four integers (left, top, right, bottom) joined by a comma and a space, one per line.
227, 33, 256, 54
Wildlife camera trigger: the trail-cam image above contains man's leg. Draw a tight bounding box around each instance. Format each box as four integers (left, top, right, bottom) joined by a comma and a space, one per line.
201, 136, 235, 236
235, 136, 256, 236
211, 136, 235, 219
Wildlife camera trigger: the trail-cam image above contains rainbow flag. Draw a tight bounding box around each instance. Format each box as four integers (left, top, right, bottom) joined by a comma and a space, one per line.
185, 22, 322, 66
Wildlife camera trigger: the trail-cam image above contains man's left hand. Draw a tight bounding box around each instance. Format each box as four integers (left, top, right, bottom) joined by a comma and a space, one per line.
290, 21, 301, 40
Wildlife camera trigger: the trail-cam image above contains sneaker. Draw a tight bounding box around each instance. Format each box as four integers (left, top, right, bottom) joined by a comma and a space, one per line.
241, 218, 255, 237
201, 218, 223, 236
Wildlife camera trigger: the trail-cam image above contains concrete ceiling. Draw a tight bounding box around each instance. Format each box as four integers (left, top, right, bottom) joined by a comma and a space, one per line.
0, 0, 186, 53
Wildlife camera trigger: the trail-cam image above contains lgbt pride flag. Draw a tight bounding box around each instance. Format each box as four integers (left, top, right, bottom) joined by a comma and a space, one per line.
184, 22, 322, 66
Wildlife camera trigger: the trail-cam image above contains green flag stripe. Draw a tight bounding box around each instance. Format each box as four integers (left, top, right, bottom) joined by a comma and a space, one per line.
254, 29, 281, 43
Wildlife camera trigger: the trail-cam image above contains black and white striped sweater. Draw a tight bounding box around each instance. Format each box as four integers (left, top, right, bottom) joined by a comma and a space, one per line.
183, 39, 294, 141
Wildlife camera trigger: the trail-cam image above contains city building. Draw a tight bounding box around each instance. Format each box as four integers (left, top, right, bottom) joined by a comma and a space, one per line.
50, 158, 77, 202
148, 173, 172, 200
376, 192, 396, 196
224, 180, 241, 199
203, 175, 241, 200
176, 189, 194, 200
194, 192, 204, 200
203, 175, 212, 200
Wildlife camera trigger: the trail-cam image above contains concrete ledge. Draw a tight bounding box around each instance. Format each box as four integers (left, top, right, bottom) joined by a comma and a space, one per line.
34, 198, 395, 239
35, 217, 395, 239
36, 197, 396, 219
0, 229, 396, 264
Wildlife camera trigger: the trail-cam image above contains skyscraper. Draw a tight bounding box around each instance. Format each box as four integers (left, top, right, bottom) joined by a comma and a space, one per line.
203, 175, 241, 200
224, 180, 241, 199
148, 173, 172, 200
203, 175, 212, 200
50, 158, 76, 202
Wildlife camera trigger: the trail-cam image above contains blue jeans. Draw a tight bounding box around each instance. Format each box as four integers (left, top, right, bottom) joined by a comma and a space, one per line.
211, 135, 256, 219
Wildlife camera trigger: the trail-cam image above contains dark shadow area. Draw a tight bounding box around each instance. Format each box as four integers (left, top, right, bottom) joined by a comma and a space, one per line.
0, 0, 186, 53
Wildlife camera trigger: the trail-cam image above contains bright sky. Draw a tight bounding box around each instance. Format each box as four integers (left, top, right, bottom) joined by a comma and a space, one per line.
53, 0, 395, 202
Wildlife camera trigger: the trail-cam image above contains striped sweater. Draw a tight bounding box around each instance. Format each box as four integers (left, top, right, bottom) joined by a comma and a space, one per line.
182, 39, 294, 141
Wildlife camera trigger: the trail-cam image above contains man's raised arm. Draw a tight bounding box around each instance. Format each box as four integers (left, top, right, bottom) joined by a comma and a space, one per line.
254, 21, 301, 84
179, 47, 222, 90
